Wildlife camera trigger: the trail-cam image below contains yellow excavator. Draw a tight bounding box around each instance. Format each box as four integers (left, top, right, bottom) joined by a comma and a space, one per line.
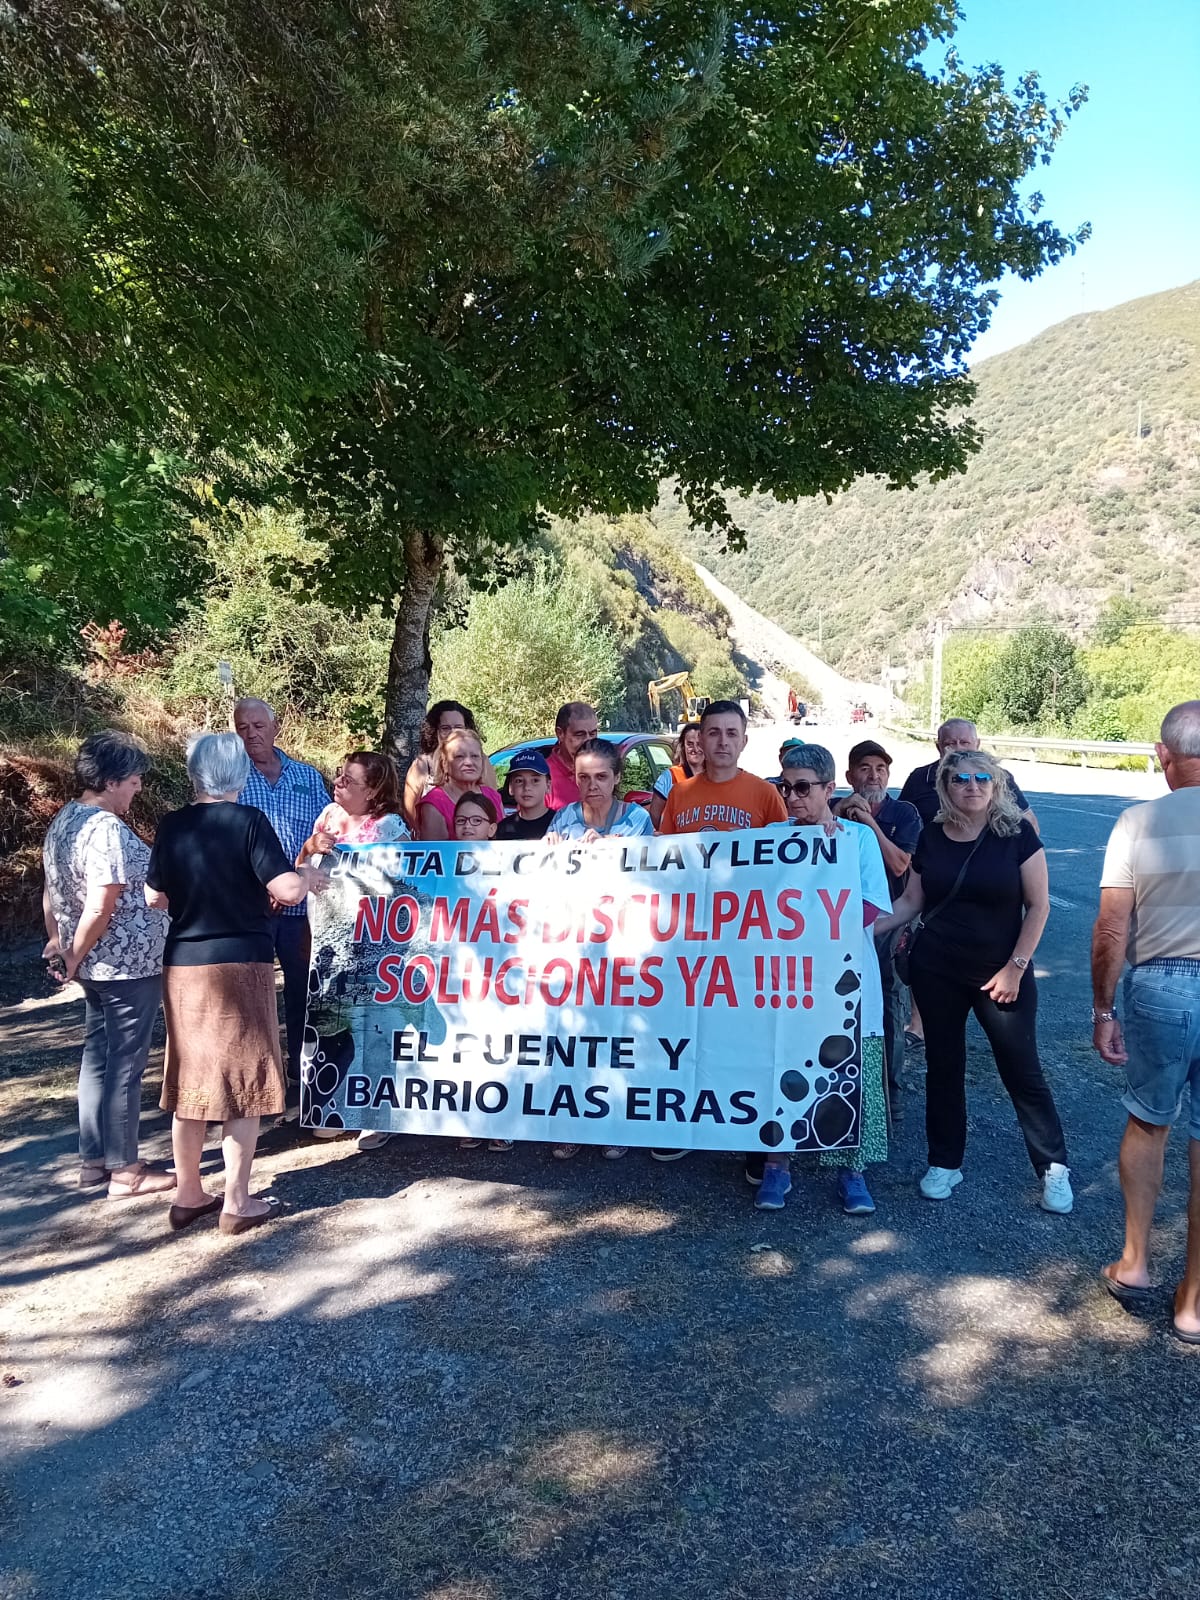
648, 671, 709, 730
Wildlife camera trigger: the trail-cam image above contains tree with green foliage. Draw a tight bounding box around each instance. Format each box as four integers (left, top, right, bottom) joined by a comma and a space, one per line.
2, 2, 1087, 769
994, 622, 1087, 727
430, 564, 622, 750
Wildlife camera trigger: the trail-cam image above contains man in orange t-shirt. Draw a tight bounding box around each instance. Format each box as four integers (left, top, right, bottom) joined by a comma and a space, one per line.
654, 701, 786, 1160
659, 702, 786, 836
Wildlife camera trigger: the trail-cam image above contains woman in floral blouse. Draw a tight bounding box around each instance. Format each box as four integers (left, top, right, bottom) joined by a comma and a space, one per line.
42, 731, 175, 1198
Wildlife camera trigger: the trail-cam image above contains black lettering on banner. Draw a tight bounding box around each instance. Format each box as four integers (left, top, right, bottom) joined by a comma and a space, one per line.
657, 1087, 686, 1122
626, 1086, 653, 1120
814, 836, 838, 864
548, 1084, 579, 1118
404, 1078, 429, 1110
373, 1078, 400, 1109
777, 836, 808, 865
431, 1080, 458, 1112
728, 1090, 758, 1125
690, 1089, 725, 1124
697, 842, 720, 868
611, 1037, 635, 1070
393, 1030, 416, 1064
346, 1075, 371, 1108
522, 1083, 546, 1117
659, 1037, 688, 1072
476, 1081, 508, 1113
517, 1034, 541, 1068
453, 1031, 476, 1064
583, 1086, 611, 1118
547, 1036, 576, 1068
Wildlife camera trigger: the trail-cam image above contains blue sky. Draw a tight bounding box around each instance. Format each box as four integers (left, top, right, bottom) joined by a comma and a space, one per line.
945, 0, 1200, 364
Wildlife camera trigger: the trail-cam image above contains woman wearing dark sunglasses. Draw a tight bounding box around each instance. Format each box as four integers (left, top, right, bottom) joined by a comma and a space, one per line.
751, 744, 892, 1217
875, 749, 1071, 1214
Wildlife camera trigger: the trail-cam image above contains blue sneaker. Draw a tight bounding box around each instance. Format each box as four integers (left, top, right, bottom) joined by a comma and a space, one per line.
838, 1170, 876, 1215
755, 1164, 792, 1210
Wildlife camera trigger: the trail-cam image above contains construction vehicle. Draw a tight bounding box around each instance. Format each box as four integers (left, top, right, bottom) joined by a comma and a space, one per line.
648, 672, 710, 731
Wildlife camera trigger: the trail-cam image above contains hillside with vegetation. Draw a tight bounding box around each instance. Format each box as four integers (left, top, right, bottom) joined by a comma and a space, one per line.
655, 281, 1200, 683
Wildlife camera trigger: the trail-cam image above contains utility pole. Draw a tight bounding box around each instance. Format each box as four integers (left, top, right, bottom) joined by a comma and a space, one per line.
929, 620, 944, 734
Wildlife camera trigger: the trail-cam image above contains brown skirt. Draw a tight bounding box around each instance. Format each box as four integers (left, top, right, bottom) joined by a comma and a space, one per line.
161, 962, 286, 1121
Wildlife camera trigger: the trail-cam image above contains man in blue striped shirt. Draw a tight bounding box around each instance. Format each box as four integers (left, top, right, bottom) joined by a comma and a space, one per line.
234, 699, 329, 1094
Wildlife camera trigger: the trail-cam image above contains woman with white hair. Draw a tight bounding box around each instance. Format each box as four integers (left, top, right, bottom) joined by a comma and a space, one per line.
145, 732, 315, 1235
876, 748, 1071, 1213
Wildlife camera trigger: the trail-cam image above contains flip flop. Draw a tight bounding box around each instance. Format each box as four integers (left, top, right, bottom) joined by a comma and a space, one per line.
107, 1163, 177, 1200
1170, 1322, 1200, 1346
1100, 1270, 1156, 1303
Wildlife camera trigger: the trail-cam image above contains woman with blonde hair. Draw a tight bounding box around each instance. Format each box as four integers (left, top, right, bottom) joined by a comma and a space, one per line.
416, 727, 504, 842
876, 749, 1071, 1214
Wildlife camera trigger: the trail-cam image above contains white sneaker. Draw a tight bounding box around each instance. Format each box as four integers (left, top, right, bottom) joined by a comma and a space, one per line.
357, 1130, 393, 1152
1040, 1162, 1074, 1214
312, 1127, 343, 1140
919, 1166, 963, 1200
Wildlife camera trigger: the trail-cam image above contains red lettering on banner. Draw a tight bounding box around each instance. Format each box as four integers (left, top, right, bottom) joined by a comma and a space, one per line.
504, 900, 528, 943
591, 896, 616, 942
355, 897, 385, 943
374, 953, 403, 1002
677, 956, 705, 1005
710, 890, 739, 939
435, 957, 461, 1004
385, 895, 420, 944
817, 887, 851, 941
495, 958, 523, 1005
576, 957, 608, 1005
647, 893, 679, 942
738, 890, 773, 940
610, 956, 636, 1006
540, 958, 574, 1006
776, 889, 805, 939
640, 957, 665, 1005
401, 955, 436, 1004
705, 956, 737, 1006
470, 890, 501, 942
430, 897, 469, 941
683, 895, 709, 941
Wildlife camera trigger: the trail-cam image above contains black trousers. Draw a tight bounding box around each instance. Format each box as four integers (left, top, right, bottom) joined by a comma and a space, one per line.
270, 912, 312, 1092
910, 964, 1068, 1175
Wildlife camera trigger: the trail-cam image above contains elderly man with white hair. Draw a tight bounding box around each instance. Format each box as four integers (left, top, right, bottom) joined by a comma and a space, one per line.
1092, 701, 1200, 1344
233, 698, 328, 1094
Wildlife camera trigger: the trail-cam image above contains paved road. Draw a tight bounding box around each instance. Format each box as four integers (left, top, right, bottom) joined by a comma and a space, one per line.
3, 727, 1196, 1600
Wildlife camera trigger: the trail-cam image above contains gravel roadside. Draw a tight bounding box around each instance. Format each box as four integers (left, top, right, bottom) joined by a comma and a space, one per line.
1, 968, 1197, 1600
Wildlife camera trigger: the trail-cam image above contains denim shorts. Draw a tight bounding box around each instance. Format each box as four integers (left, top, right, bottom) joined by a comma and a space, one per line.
1122, 960, 1200, 1140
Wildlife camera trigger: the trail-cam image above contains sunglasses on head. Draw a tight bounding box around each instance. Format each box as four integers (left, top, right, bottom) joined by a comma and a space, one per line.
950, 771, 994, 786
779, 779, 820, 798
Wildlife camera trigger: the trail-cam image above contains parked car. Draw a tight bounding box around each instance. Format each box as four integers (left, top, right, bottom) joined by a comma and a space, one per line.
489, 732, 676, 807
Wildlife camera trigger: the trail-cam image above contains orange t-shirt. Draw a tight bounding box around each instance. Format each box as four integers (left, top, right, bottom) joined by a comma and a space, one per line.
660, 770, 787, 833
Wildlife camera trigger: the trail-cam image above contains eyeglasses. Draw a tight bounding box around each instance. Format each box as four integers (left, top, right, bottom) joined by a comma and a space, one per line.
456, 814, 491, 829
949, 772, 994, 786
778, 779, 819, 798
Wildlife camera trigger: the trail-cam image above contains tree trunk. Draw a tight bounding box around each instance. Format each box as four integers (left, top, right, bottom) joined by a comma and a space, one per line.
384, 529, 445, 774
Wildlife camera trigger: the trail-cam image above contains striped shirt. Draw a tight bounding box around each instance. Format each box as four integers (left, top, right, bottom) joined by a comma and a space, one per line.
1100, 786, 1200, 964
237, 749, 329, 916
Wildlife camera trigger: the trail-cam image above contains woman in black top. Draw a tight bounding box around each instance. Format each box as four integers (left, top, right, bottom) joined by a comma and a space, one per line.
876, 750, 1071, 1214
146, 732, 315, 1235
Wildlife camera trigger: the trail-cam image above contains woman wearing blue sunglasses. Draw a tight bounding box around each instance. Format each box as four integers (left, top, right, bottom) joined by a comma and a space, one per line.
875, 749, 1071, 1215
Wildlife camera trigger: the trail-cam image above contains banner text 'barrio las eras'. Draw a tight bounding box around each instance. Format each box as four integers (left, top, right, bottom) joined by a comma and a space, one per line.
301, 829, 867, 1151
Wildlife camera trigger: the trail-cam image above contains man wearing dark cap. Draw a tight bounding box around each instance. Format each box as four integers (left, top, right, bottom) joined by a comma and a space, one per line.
496, 749, 555, 840
834, 740, 922, 1118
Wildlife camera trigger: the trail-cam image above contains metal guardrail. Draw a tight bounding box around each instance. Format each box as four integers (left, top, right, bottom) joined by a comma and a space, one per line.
882, 726, 1158, 774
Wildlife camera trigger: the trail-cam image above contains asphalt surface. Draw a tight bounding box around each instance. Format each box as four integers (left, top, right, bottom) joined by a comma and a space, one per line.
1, 729, 1196, 1600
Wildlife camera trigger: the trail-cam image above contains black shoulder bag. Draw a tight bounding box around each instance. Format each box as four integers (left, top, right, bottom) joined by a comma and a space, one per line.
893, 832, 986, 987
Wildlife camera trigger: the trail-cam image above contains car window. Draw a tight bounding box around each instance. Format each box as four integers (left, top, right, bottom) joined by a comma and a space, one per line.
644, 740, 673, 776
620, 745, 656, 797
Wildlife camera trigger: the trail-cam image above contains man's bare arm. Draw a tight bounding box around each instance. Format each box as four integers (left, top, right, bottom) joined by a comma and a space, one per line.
1091, 887, 1133, 1008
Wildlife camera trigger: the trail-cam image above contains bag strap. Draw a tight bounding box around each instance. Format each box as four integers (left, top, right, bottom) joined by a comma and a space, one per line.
917, 830, 987, 929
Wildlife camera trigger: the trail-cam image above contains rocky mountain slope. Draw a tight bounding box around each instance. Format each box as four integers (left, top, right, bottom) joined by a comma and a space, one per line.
654, 281, 1200, 674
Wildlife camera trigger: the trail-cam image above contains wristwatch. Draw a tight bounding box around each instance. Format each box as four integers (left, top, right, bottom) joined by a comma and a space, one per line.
1091, 1008, 1117, 1023
1012, 955, 1030, 970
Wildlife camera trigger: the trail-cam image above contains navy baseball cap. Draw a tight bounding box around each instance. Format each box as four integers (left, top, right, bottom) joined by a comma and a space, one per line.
507, 748, 550, 777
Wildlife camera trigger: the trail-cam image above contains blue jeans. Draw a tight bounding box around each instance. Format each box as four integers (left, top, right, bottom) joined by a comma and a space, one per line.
1122, 960, 1200, 1141
77, 975, 162, 1168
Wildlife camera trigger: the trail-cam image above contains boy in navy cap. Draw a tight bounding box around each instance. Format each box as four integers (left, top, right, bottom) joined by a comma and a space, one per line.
496, 749, 555, 840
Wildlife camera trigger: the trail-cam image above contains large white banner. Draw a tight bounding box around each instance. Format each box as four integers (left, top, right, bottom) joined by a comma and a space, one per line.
301, 829, 867, 1152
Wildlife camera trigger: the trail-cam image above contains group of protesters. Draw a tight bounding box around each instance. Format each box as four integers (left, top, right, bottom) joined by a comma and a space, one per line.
39, 690, 1200, 1344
